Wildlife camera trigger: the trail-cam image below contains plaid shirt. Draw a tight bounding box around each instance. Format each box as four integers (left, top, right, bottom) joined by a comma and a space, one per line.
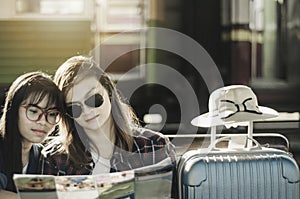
41, 128, 176, 175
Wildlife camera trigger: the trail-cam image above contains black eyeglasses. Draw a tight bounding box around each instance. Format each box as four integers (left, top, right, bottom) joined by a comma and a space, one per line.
66, 93, 104, 119
22, 104, 61, 125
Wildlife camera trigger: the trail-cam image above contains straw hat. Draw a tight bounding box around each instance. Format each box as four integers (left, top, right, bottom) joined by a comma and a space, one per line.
191, 85, 278, 127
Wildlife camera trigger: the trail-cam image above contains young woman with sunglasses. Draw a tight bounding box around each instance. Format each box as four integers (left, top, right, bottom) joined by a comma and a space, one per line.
41, 55, 177, 197
0, 71, 64, 198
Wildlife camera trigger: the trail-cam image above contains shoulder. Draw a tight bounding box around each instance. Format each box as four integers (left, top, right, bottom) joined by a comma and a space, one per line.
130, 128, 177, 165
132, 128, 175, 154
41, 137, 65, 158
41, 140, 69, 169
41, 151, 68, 175
41, 145, 92, 176
40, 138, 69, 174
42, 152, 92, 175
133, 127, 169, 145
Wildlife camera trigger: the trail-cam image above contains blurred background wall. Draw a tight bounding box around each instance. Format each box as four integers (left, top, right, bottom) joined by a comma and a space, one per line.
0, 0, 299, 135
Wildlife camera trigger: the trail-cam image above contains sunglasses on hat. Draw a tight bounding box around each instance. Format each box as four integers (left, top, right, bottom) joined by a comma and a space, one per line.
66, 93, 104, 119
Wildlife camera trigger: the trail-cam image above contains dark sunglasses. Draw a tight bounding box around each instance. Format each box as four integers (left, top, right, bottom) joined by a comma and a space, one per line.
66, 93, 104, 118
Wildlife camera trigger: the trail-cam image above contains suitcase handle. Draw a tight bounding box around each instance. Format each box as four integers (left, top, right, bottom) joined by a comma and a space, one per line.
211, 136, 262, 151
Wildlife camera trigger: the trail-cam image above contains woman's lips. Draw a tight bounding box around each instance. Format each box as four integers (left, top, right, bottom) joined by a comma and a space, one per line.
86, 114, 99, 122
32, 129, 47, 136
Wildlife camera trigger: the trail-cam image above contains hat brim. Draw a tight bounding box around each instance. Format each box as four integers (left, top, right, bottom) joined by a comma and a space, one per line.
191, 106, 278, 127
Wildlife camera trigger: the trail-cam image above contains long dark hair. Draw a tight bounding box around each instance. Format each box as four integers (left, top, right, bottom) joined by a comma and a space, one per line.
0, 71, 64, 191
54, 55, 139, 167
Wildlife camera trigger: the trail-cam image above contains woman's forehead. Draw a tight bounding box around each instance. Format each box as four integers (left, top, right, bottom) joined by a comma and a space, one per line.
23, 93, 55, 108
66, 76, 105, 102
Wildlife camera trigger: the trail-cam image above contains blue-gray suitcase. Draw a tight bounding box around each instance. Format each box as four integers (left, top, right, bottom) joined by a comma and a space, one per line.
177, 137, 300, 199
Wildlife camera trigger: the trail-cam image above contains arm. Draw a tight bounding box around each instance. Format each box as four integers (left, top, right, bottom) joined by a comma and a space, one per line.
0, 190, 19, 199
0, 173, 19, 199
136, 129, 178, 199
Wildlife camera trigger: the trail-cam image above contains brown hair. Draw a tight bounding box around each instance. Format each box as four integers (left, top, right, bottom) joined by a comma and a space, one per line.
54, 55, 138, 167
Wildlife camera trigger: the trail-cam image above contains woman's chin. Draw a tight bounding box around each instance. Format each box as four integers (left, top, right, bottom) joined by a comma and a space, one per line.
82, 120, 102, 131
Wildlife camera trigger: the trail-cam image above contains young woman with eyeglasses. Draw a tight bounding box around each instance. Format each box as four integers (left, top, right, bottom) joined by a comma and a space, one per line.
41, 55, 177, 197
0, 71, 64, 198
